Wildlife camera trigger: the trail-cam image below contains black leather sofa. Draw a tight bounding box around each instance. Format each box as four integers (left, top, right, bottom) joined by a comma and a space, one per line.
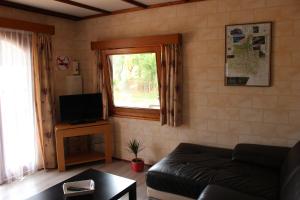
146, 141, 300, 200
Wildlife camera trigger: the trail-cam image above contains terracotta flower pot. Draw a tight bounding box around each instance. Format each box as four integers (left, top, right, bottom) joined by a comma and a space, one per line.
131, 158, 144, 172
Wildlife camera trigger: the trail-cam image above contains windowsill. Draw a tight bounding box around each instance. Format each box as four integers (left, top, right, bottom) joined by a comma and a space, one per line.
112, 107, 160, 121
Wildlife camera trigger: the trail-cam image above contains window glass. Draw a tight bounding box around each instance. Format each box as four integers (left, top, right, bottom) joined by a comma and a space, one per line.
110, 53, 160, 109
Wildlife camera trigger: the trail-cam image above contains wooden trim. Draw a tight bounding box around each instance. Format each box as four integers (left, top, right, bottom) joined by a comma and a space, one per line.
55, 121, 112, 171
91, 34, 181, 50
102, 46, 161, 55
112, 157, 153, 167
83, 0, 206, 19
121, 0, 148, 9
113, 107, 160, 121
101, 46, 162, 121
0, 17, 55, 34
0, 0, 81, 21
54, 0, 111, 14
55, 120, 110, 131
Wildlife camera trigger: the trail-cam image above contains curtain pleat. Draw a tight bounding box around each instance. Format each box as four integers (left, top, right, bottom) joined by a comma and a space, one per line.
160, 44, 183, 127
96, 50, 113, 119
32, 33, 56, 169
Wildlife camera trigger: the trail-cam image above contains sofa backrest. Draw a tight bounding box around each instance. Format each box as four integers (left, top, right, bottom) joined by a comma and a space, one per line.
232, 143, 290, 169
280, 141, 300, 200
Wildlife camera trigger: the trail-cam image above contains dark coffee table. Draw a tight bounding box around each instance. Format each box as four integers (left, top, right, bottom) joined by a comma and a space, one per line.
27, 169, 136, 200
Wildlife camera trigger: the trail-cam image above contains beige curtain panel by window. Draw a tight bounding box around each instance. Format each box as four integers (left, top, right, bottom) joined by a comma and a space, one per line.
32, 33, 56, 169
96, 50, 113, 120
160, 44, 183, 127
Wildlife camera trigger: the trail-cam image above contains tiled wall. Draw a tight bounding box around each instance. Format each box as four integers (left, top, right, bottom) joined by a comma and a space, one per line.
1, 0, 300, 165
75, 0, 300, 164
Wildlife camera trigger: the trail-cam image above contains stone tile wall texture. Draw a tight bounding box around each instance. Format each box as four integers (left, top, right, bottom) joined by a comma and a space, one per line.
1, 0, 300, 165
75, 0, 300, 164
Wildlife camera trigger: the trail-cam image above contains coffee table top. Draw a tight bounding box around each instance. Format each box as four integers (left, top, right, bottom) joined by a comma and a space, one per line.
27, 169, 136, 200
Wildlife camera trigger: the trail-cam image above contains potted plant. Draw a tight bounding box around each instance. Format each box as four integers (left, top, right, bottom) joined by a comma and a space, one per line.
127, 139, 144, 172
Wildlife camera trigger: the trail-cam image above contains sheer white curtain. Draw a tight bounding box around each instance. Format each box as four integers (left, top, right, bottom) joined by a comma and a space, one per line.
0, 28, 41, 184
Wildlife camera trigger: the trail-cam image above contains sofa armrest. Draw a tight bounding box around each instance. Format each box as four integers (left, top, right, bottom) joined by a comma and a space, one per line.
198, 185, 266, 200
232, 143, 290, 169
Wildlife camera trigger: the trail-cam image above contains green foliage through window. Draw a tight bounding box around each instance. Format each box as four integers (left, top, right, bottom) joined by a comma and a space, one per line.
110, 53, 160, 109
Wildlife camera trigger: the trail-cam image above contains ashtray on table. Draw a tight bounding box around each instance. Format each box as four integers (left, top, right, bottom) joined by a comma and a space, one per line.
63, 179, 95, 197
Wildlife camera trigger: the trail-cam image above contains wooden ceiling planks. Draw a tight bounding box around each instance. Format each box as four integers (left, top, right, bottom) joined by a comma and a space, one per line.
0, 0, 207, 21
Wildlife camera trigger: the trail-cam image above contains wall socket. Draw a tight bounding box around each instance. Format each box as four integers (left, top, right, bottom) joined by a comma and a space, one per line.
72, 60, 80, 75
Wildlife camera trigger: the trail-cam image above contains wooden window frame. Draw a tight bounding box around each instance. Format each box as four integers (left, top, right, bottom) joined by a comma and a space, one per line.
0, 17, 55, 34
92, 33, 181, 121
102, 46, 161, 121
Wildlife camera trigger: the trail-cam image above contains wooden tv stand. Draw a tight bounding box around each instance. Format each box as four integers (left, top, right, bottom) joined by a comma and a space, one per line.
55, 120, 112, 171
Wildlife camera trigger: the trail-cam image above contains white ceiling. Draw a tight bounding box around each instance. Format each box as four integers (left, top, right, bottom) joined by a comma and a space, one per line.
6, 0, 181, 18
74, 0, 136, 11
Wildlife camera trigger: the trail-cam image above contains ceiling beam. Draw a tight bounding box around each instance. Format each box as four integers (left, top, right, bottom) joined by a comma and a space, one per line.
0, 0, 207, 21
54, 0, 111, 14
0, 0, 81, 21
84, 0, 206, 19
121, 0, 148, 9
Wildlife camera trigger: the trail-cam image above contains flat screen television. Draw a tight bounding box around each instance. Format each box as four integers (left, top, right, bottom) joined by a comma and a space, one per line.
59, 93, 102, 124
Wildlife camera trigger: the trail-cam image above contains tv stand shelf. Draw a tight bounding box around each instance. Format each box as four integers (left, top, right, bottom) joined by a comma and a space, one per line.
55, 120, 112, 171
65, 151, 105, 166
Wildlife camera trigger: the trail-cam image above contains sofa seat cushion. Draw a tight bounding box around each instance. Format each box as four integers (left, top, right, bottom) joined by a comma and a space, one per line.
280, 141, 300, 200
198, 185, 266, 200
146, 143, 280, 200
210, 161, 280, 200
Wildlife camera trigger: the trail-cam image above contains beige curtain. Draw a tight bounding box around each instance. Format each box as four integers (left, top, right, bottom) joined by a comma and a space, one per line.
0, 29, 43, 183
96, 50, 113, 120
32, 33, 56, 169
160, 44, 183, 126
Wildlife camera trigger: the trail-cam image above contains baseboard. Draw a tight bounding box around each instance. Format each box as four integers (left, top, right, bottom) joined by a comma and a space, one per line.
112, 156, 153, 167
147, 187, 194, 200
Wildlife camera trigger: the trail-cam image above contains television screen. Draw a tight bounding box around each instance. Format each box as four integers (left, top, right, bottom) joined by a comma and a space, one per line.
59, 93, 102, 124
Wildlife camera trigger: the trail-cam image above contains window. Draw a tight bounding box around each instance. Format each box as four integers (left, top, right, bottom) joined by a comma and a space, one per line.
94, 34, 182, 122
110, 53, 159, 109
103, 46, 161, 120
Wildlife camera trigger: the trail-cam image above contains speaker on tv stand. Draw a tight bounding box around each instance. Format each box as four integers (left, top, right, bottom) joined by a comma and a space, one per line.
65, 75, 82, 95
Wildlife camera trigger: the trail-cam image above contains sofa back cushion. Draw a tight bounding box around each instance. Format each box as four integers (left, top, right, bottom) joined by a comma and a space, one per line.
280, 141, 300, 200
232, 144, 290, 169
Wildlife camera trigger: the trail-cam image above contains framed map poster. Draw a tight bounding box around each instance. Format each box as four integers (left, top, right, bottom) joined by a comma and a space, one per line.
225, 22, 272, 86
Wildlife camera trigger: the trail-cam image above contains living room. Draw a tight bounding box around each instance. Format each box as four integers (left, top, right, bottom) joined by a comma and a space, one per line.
0, 0, 299, 200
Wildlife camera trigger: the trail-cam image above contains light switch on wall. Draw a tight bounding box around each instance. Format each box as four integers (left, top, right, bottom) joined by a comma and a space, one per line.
72, 60, 80, 75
